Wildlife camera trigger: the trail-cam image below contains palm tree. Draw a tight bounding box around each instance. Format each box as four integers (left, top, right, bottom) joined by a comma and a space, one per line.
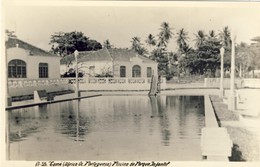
131, 37, 141, 50
208, 30, 217, 39
5, 29, 17, 38
103, 39, 113, 49
136, 47, 148, 56
176, 28, 189, 53
219, 26, 232, 48
194, 30, 206, 48
158, 22, 173, 48
130, 37, 147, 56
145, 34, 156, 48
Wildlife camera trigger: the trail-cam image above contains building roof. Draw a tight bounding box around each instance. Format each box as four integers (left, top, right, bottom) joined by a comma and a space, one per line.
78, 49, 112, 62
6, 37, 56, 57
75, 48, 156, 64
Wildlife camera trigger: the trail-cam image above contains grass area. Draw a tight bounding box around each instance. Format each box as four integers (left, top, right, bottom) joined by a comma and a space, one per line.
210, 95, 259, 161
210, 95, 239, 122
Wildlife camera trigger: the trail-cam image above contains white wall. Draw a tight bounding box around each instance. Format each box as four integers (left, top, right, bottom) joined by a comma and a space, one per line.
115, 56, 158, 78
7, 47, 60, 79
68, 77, 167, 91
61, 56, 158, 78
60, 61, 113, 77
204, 78, 260, 88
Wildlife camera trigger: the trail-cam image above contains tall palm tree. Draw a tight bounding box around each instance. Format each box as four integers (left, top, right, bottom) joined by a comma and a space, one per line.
158, 22, 173, 48
194, 30, 206, 48
219, 26, 232, 48
131, 36, 142, 51
130, 37, 147, 56
176, 28, 189, 53
103, 39, 113, 49
209, 30, 217, 39
145, 34, 156, 48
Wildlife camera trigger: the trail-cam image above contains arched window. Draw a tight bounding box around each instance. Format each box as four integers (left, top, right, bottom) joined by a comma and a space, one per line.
8, 59, 26, 78
39, 63, 48, 78
132, 65, 141, 77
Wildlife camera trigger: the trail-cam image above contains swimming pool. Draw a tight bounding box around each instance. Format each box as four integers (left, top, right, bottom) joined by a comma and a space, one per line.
7, 95, 205, 161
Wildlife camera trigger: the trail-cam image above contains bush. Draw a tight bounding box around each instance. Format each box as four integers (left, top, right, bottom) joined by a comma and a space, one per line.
62, 72, 84, 78
166, 73, 174, 80
95, 73, 113, 77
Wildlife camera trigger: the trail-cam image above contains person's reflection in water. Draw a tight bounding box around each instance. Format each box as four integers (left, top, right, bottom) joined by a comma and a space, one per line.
149, 96, 171, 146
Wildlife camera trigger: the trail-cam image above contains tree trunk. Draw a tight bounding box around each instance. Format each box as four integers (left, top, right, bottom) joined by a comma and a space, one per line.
239, 64, 242, 78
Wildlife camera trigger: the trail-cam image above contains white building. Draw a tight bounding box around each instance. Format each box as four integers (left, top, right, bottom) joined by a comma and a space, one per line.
6, 37, 60, 79
60, 48, 158, 78
6, 37, 71, 98
60, 48, 167, 91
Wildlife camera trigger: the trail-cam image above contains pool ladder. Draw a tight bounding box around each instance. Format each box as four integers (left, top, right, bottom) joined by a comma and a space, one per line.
149, 75, 159, 96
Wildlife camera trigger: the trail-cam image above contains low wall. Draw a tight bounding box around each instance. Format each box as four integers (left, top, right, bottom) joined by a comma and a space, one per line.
242, 79, 260, 88
8, 79, 73, 97
201, 95, 232, 161
69, 77, 167, 91
204, 95, 219, 127
204, 78, 260, 88
7, 77, 167, 96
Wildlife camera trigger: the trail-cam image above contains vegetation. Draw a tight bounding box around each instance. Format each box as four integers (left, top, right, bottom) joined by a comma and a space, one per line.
130, 36, 148, 56
145, 34, 156, 48
62, 68, 84, 78
103, 39, 113, 49
6, 25, 260, 80
5, 29, 17, 38
130, 24, 260, 80
49, 31, 102, 66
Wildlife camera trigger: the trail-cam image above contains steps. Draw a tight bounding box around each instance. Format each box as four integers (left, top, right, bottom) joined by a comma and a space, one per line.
149, 75, 158, 96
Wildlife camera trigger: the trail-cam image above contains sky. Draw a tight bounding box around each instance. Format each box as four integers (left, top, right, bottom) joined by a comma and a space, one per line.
3, 1, 260, 52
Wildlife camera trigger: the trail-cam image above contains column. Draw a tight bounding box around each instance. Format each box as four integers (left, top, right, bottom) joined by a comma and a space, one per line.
74, 50, 79, 98
228, 33, 236, 110
219, 47, 225, 98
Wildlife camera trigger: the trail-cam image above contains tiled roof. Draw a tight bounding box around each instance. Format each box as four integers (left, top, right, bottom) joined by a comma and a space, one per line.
108, 48, 156, 63
78, 49, 112, 62
6, 37, 56, 57
76, 48, 156, 64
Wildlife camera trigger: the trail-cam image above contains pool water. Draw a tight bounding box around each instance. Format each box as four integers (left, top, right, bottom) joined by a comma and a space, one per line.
7, 95, 205, 161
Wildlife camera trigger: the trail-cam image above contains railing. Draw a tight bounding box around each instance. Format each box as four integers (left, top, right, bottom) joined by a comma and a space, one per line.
68, 77, 166, 91
204, 78, 260, 88
67, 77, 162, 84
8, 78, 68, 88
242, 79, 260, 88
7, 77, 167, 91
